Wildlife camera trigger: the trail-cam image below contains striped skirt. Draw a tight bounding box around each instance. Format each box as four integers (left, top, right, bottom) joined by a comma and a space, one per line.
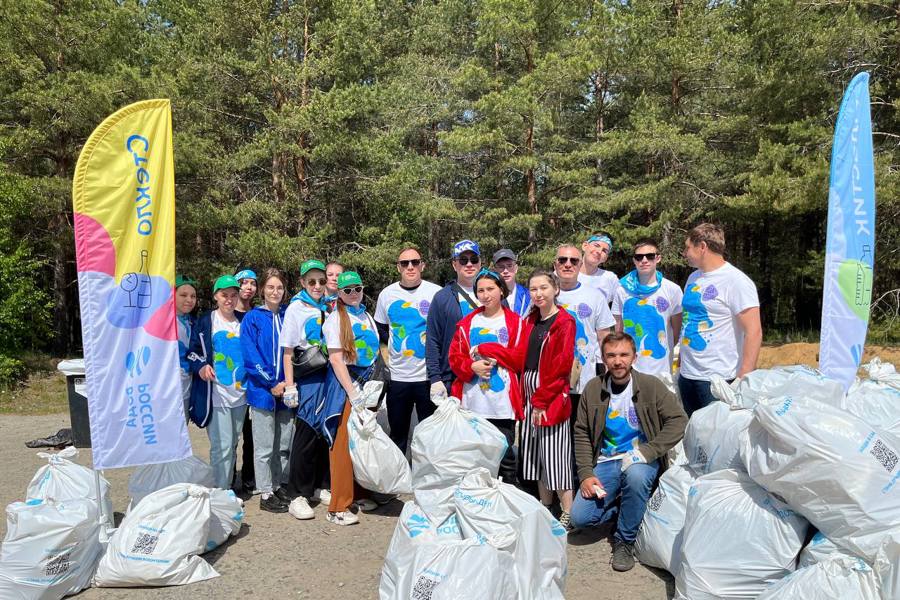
519, 370, 574, 491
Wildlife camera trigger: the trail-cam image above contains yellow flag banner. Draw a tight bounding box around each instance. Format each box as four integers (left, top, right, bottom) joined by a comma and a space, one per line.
72, 99, 191, 469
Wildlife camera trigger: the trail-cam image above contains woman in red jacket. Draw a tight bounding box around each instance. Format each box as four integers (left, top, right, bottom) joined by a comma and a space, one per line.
449, 269, 525, 483
519, 270, 576, 527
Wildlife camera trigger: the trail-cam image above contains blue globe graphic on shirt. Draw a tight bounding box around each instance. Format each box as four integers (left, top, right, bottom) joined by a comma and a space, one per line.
352, 321, 380, 367
682, 283, 716, 351
303, 313, 323, 345
212, 330, 245, 389
622, 297, 667, 359
561, 303, 590, 365
387, 300, 427, 359
470, 326, 507, 392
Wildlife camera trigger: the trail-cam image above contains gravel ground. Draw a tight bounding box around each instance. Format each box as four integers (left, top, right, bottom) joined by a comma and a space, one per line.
0, 413, 674, 599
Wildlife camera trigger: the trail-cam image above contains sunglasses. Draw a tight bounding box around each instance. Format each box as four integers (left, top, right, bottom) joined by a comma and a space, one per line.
455, 256, 481, 266
340, 286, 363, 295
556, 256, 581, 265
633, 252, 659, 262
306, 278, 327, 286
398, 259, 423, 268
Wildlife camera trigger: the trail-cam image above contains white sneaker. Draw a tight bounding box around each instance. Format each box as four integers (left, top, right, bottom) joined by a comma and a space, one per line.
326, 510, 359, 526
354, 498, 378, 511
288, 497, 314, 520
314, 489, 332, 504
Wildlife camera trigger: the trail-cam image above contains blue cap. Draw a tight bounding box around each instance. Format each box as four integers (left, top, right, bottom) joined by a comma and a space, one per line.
452, 240, 480, 258
234, 269, 257, 282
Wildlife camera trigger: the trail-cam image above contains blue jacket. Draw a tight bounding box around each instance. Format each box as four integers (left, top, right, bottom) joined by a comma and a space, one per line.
504, 282, 531, 317
186, 310, 245, 428
425, 283, 467, 386
241, 304, 288, 411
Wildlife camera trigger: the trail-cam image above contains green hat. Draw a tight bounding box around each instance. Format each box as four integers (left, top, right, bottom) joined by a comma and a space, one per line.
337, 271, 363, 289
300, 259, 327, 277
175, 274, 198, 290
212, 275, 240, 293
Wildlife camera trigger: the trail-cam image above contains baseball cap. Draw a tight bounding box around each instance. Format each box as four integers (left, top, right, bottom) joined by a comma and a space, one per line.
492, 248, 517, 263
452, 240, 480, 258
337, 271, 363, 289
300, 259, 326, 277
234, 269, 257, 282
175, 274, 198, 290
213, 275, 240, 293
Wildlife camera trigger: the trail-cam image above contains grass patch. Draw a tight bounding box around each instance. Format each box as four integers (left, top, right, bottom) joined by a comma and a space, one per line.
0, 369, 68, 415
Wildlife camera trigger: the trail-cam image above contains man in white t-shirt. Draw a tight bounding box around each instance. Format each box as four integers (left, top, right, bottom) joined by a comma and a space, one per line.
678, 223, 762, 416
579, 233, 619, 304
555, 244, 615, 414
375, 247, 442, 453
611, 238, 683, 388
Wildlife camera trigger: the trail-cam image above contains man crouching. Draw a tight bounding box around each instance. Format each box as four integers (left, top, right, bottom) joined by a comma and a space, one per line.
570, 332, 687, 571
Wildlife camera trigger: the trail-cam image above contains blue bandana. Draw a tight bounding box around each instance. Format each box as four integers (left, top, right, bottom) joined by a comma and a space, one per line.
620, 270, 663, 299
290, 289, 329, 311
346, 303, 368, 316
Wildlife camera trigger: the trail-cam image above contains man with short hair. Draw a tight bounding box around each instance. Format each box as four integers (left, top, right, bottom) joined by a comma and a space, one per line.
579, 233, 619, 304
570, 332, 688, 572
426, 240, 482, 397
492, 248, 530, 317
234, 269, 257, 315
679, 223, 762, 416
611, 238, 683, 388
375, 247, 443, 453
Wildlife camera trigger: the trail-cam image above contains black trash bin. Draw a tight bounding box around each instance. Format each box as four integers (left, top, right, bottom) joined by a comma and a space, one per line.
56, 359, 92, 448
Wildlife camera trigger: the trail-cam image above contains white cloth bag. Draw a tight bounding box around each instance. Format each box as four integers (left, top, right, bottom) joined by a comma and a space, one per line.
26, 447, 112, 523
206, 488, 244, 552
635, 464, 696, 573
348, 405, 412, 495
744, 396, 900, 562
0, 498, 103, 599
676, 469, 808, 600
128, 455, 214, 510
94, 483, 219, 587
453, 468, 567, 600
683, 401, 752, 474
410, 396, 507, 525
755, 555, 880, 599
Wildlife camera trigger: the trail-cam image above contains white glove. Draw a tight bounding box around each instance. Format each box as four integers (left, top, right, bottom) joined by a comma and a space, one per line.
430, 381, 448, 402
621, 448, 647, 472
282, 385, 299, 409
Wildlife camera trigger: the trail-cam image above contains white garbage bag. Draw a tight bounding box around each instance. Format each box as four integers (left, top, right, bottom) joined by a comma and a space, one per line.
206, 488, 244, 553
410, 396, 507, 525
755, 555, 880, 599
683, 401, 752, 474
0, 498, 103, 599
676, 469, 808, 600
453, 468, 567, 599
26, 447, 112, 522
712, 365, 844, 409
635, 464, 696, 573
668, 439, 688, 466
798, 531, 844, 568
744, 396, 900, 561
94, 483, 219, 587
379, 526, 518, 600
846, 358, 900, 436
348, 405, 412, 495
875, 532, 899, 600
128, 455, 214, 510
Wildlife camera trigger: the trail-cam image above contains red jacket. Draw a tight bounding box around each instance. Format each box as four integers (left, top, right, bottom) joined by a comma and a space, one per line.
449, 306, 526, 421
520, 307, 576, 426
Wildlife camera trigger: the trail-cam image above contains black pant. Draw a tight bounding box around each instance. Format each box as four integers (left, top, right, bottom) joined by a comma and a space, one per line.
487, 418, 517, 485
241, 412, 254, 483
286, 418, 331, 499
386, 380, 436, 454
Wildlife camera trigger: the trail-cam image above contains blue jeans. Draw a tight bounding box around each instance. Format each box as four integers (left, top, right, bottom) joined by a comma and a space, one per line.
677, 375, 718, 417
207, 405, 248, 489
570, 459, 660, 543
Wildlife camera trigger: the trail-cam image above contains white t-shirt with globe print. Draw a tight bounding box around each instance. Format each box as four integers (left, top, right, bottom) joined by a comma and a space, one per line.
557, 283, 615, 394
375, 281, 442, 382
280, 301, 324, 351
462, 312, 514, 419
323, 308, 380, 367
611, 278, 683, 378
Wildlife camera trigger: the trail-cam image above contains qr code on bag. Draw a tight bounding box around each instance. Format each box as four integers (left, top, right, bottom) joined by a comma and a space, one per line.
648, 486, 667, 512
695, 446, 708, 467
44, 552, 71, 577
871, 438, 899, 473
130, 532, 159, 555
412, 575, 440, 600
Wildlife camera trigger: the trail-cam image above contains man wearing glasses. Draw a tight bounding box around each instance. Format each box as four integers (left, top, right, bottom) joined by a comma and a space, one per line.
555, 244, 615, 406
374, 247, 442, 453
492, 248, 530, 317
610, 238, 683, 391
579, 233, 619, 304
426, 240, 483, 398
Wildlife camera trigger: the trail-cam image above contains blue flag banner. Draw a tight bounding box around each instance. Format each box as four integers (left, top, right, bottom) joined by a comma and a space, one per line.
820, 72, 876, 390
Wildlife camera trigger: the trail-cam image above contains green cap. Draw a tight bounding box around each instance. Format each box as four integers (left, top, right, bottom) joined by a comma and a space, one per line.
175, 274, 198, 290
300, 259, 327, 277
212, 275, 240, 293
337, 271, 363, 289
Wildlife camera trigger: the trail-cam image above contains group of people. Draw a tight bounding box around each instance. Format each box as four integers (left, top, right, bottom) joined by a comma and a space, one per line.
173, 222, 762, 572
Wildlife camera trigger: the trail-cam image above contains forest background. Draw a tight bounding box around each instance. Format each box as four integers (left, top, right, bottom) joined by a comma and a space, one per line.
1, 0, 899, 385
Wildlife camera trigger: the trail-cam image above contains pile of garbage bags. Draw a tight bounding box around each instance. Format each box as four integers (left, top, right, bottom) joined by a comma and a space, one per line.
633, 360, 900, 599
0, 450, 244, 598
380, 396, 567, 599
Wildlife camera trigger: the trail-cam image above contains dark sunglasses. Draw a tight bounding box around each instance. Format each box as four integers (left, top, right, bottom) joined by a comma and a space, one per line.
556, 256, 581, 265
305, 278, 327, 286
398, 259, 423, 268
456, 256, 481, 266
340, 286, 363, 295
633, 252, 659, 262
